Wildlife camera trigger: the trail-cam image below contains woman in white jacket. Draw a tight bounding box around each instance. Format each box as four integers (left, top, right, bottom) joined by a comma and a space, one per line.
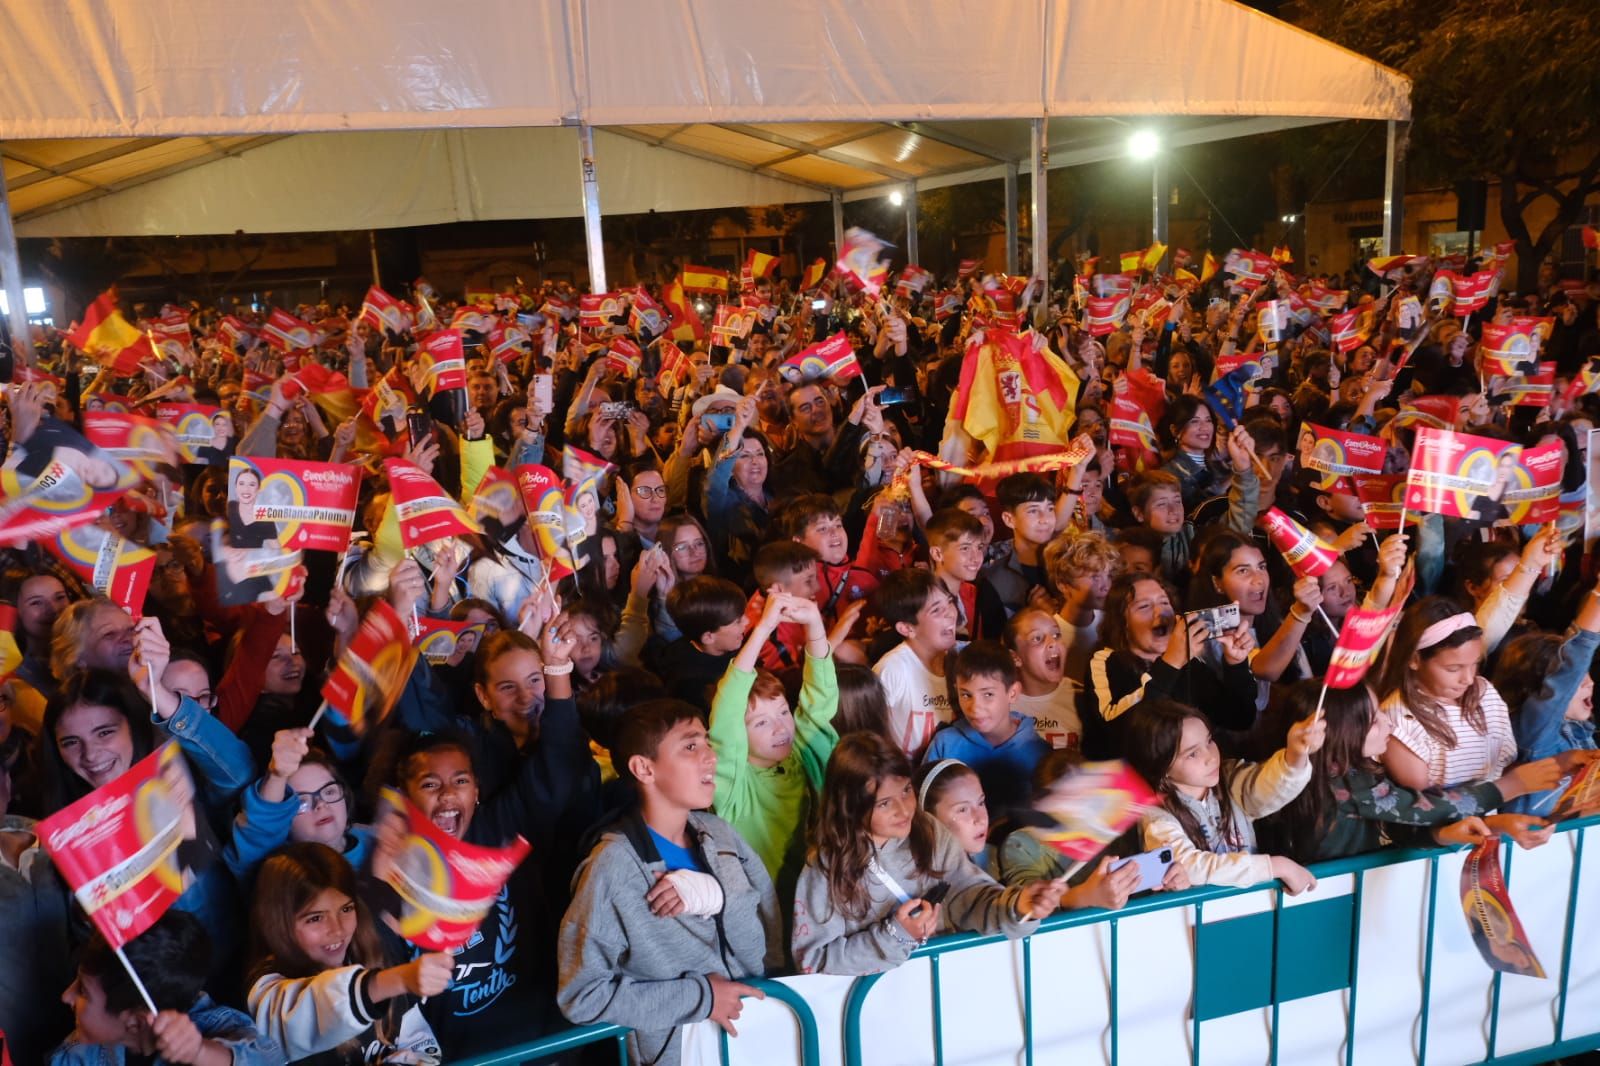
247, 842, 449, 1064
1125, 699, 1324, 894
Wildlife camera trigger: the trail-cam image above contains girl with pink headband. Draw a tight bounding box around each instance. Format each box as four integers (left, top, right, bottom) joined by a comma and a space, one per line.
1375, 596, 1518, 790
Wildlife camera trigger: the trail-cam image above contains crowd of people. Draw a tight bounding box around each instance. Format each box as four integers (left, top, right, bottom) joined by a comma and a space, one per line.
0, 242, 1597, 1065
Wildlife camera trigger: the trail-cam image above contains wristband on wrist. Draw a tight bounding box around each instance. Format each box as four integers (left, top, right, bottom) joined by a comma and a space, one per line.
542, 660, 574, 676
1289, 607, 1312, 625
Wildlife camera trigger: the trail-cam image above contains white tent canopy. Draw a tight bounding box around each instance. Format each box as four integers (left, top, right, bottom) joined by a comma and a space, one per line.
0, 0, 1410, 331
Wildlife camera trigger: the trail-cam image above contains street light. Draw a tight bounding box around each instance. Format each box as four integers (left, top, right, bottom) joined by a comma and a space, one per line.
888, 188, 904, 207
1127, 129, 1160, 161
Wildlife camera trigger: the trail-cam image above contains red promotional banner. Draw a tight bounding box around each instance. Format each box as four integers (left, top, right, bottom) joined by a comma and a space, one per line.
1499, 361, 1554, 408
1085, 295, 1130, 336
1404, 395, 1462, 427
1461, 837, 1545, 978
319, 600, 418, 736
1303, 424, 1386, 487
468, 464, 521, 528
47, 524, 156, 616
1353, 474, 1418, 531
414, 618, 488, 665
656, 341, 690, 392
1330, 308, 1368, 353
37, 743, 202, 950
420, 330, 468, 393
1258, 507, 1339, 578
83, 411, 183, 480
0, 418, 139, 547
711, 304, 758, 347
261, 308, 322, 352
384, 458, 482, 549
211, 518, 303, 606
374, 787, 530, 951
154, 402, 229, 464
1479, 321, 1541, 375
1326, 599, 1406, 689
1501, 440, 1563, 525
514, 464, 576, 581
1213, 351, 1265, 383
779, 332, 861, 384
604, 337, 642, 378
1033, 760, 1156, 862
359, 285, 412, 335
1404, 427, 1520, 518
579, 292, 627, 334
227, 456, 362, 552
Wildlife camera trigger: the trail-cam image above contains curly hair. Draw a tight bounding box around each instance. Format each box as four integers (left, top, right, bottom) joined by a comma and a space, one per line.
810, 733, 943, 922
1043, 529, 1122, 595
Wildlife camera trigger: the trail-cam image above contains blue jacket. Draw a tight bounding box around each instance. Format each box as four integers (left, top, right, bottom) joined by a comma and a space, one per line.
923, 713, 1050, 810
154, 694, 255, 809
1508, 626, 1600, 816
223, 777, 376, 882
49, 994, 282, 1065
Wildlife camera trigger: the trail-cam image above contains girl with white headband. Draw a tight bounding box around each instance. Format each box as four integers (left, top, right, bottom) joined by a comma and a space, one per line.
1376, 596, 1518, 790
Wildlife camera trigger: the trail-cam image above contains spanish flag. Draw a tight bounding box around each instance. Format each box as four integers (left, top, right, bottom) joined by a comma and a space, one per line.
1119, 250, 1143, 274
950, 330, 1080, 466
1200, 252, 1219, 283
1271, 245, 1295, 265
293, 363, 363, 425
1366, 254, 1418, 278
1141, 242, 1167, 272
743, 249, 779, 283
66, 289, 154, 373
681, 265, 731, 295
800, 258, 829, 292
662, 276, 706, 344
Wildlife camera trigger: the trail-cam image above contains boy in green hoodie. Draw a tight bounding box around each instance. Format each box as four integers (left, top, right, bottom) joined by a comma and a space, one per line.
708, 588, 839, 902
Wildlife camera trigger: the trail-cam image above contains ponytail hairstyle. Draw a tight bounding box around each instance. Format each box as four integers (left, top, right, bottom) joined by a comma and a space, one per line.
1254, 680, 1380, 864
1122, 699, 1245, 852
1374, 596, 1486, 748
810, 732, 942, 922
248, 842, 402, 1051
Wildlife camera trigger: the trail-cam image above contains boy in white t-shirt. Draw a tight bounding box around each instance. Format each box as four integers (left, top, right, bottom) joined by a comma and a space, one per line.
871, 568, 960, 760
1002, 605, 1082, 751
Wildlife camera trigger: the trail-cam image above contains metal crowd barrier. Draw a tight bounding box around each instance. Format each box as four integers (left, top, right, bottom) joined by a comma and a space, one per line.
452, 814, 1600, 1066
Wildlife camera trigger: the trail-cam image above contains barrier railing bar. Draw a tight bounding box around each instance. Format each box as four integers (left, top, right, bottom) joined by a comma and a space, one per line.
1110, 918, 1120, 1066
617, 1031, 630, 1065
1419, 855, 1439, 1066
1487, 843, 1510, 1059
1344, 869, 1364, 1066
930, 952, 945, 1066
1191, 898, 1204, 1066
749, 978, 825, 1066
1269, 887, 1283, 1066
1555, 827, 1585, 1041
448, 1021, 629, 1065
1022, 934, 1035, 1066
841, 972, 884, 1066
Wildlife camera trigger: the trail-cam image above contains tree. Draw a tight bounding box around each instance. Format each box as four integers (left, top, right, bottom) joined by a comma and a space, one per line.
1301, 0, 1600, 291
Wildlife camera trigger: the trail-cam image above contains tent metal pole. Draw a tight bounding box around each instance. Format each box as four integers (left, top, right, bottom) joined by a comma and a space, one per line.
577, 123, 607, 292
0, 177, 32, 364
1004, 163, 1019, 275
1152, 153, 1169, 271
904, 184, 919, 265
368, 230, 381, 287
831, 191, 845, 259
1030, 118, 1048, 285
1382, 120, 1409, 255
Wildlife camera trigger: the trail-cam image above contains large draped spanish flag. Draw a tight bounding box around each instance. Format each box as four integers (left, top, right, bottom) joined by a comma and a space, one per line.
950, 330, 1080, 465
66, 289, 155, 374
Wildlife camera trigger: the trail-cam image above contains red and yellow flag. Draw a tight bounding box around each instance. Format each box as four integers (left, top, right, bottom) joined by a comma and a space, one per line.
680, 265, 731, 295
800, 258, 829, 292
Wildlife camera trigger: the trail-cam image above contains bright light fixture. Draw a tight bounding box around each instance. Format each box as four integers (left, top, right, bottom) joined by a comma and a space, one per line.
888, 189, 905, 207
1127, 129, 1160, 161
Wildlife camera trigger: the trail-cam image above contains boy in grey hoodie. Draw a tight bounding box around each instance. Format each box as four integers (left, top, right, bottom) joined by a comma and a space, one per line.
558, 699, 782, 1066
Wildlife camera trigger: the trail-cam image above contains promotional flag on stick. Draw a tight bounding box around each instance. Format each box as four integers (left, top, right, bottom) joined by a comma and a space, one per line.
1032, 760, 1156, 863
1498, 361, 1554, 408
679, 265, 731, 295
1325, 594, 1408, 690
384, 458, 482, 548
604, 337, 642, 378
47, 524, 156, 616
1303, 424, 1386, 487
37, 743, 206, 953
1084, 295, 1130, 336
710, 305, 758, 349
373, 787, 530, 950
260, 308, 322, 352
227, 456, 363, 552
0, 418, 139, 547
656, 341, 691, 393
958, 258, 981, 279
1461, 837, 1545, 978
418, 330, 469, 394
468, 464, 521, 529
627, 288, 668, 342
82, 411, 183, 480
1108, 368, 1166, 468
514, 464, 578, 581
1306, 284, 1349, 313
154, 402, 229, 464
450, 305, 496, 335
579, 293, 627, 335
1404, 427, 1520, 519
1479, 321, 1541, 375
1501, 440, 1563, 525
359, 286, 412, 335
1258, 508, 1339, 578
1330, 309, 1369, 353
315, 600, 418, 735
414, 618, 488, 665
1353, 475, 1417, 531
561, 445, 616, 490
1452, 271, 1495, 316
836, 228, 890, 294
778, 332, 862, 384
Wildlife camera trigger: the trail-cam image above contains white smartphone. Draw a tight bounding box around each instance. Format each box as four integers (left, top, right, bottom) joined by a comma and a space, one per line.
533, 374, 553, 410
1111, 848, 1174, 893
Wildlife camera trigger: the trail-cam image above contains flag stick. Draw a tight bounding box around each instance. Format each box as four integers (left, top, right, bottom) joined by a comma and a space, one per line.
113, 946, 161, 1018
1316, 605, 1341, 639
1397, 505, 1409, 542
146, 661, 158, 707
307, 702, 327, 731
289, 608, 297, 655
1370, 529, 1383, 554
1312, 678, 1330, 724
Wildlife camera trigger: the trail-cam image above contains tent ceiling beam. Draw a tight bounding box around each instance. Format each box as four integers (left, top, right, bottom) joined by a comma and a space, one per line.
3, 137, 171, 191
715, 123, 916, 184
15, 134, 288, 223
602, 126, 837, 196
886, 122, 1012, 164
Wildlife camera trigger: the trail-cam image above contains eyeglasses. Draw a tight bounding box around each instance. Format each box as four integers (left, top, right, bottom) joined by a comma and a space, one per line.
633, 485, 669, 500
294, 781, 346, 815
672, 539, 708, 554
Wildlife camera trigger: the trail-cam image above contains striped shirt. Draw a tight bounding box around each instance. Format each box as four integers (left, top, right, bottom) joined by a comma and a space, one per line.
1382, 682, 1516, 788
